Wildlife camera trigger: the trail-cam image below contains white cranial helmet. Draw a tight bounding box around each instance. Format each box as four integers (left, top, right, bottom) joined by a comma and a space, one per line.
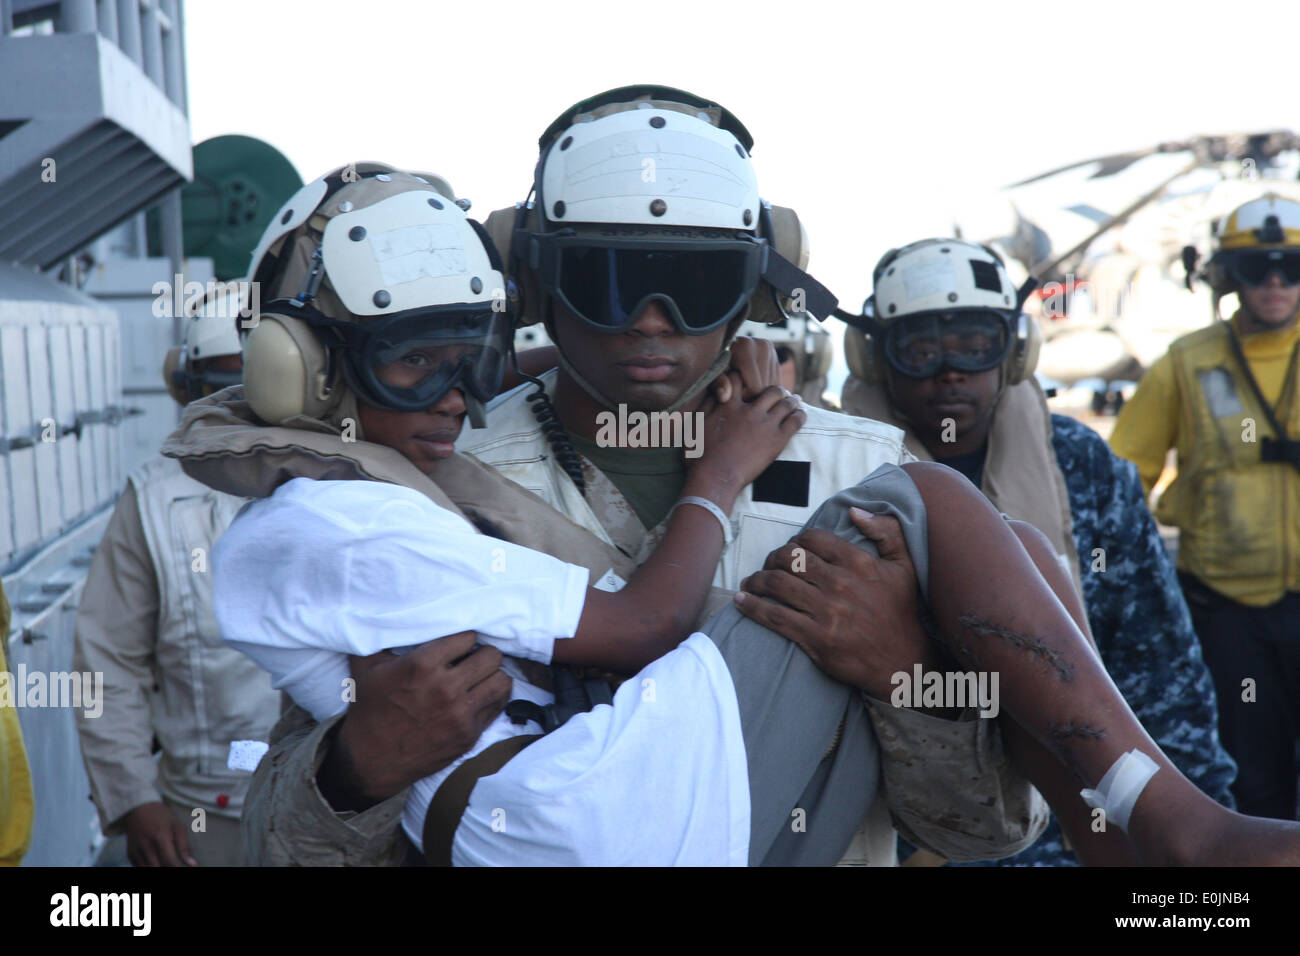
850, 238, 1041, 388
871, 238, 1019, 318
540, 105, 760, 230
185, 287, 244, 360
162, 285, 245, 405
240, 164, 511, 430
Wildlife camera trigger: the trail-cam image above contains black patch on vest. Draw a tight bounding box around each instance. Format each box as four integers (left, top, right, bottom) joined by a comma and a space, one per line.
970, 260, 1002, 293
752, 460, 810, 507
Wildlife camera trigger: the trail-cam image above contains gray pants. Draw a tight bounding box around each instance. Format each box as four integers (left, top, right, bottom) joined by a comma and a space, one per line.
703, 462, 930, 865
164, 798, 249, 866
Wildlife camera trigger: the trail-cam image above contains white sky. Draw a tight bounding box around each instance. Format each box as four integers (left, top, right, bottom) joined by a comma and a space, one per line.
185, 0, 1300, 390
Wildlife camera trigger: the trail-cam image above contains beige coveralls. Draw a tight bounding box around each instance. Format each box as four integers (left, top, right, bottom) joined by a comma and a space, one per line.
73, 457, 280, 865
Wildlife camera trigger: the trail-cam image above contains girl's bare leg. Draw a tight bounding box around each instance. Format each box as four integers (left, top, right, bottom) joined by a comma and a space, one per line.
904, 461, 1300, 866
1002, 519, 1138, 866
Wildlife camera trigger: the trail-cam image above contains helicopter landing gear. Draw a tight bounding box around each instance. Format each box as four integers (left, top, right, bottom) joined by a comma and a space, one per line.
1091, 386, 1127, 416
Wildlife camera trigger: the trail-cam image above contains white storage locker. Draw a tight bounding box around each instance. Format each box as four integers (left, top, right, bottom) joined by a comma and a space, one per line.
102, 312, 124, 494
23, 311, 62, 545
45, 316, 83, 528
1, 315, 42, 564
66, 320, 95, 520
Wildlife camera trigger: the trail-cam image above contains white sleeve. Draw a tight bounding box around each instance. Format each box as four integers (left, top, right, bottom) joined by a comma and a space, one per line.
213, 478, 589, 665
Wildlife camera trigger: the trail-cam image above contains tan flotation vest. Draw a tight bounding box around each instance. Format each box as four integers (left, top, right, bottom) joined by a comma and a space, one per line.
128, 456, 280, 813
841, 375, 1083, 598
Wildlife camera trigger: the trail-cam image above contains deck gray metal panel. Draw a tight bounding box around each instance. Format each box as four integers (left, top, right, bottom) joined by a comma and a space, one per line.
4, 509, 112, 867
0, 266, 124, 571
1, 318, 42, 559
0, 32, 190, 268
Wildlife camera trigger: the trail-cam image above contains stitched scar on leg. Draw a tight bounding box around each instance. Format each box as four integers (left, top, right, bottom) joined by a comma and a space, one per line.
1050, 722, 1107, 743
957, 615, 1075, 681
921, 602, 981, 666
1050, 722, 1108, 781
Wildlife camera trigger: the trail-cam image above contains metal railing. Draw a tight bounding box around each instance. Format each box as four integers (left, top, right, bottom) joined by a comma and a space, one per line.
2, 0, 187, 116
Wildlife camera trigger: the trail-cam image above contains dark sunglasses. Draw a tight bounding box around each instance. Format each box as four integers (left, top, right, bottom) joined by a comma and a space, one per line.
1229, 250, 1300, 287
531, 233, 766, 334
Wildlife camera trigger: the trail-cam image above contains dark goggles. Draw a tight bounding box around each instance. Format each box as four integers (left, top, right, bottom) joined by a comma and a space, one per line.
882, 310, 1013, 379
301, 305, 511, 413
532, 233, 766, 334
1227, 249, 1300, 287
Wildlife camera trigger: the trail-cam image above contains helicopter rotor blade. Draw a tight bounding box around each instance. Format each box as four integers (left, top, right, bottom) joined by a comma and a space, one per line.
1007, 130, 1300, 189
1029, 157, 1203, 277
1005, 147, 1164, 188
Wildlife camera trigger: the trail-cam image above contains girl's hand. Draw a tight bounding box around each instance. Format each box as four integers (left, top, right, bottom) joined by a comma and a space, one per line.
688, 382, 805, 504
710, 336, 783, 403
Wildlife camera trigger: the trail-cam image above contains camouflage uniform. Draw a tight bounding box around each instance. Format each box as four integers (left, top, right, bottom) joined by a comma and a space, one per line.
955, 414, 1238, 866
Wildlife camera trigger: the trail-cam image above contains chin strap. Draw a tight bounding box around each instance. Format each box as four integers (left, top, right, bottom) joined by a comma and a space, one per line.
465, 393, 487, 428
668, 346, 734, 413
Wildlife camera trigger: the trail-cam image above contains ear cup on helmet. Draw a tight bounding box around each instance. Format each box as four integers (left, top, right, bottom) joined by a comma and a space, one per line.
805, 326, 832, 380
243, 313, 339, 424
843, 324, 882, 385
486, 203, 544, 329
1003, 312, 1042, 385
162, 347, 190, 405
747, 203, 811, 325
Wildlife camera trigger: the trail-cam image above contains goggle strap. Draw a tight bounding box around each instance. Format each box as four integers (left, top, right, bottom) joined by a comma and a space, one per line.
833, 306, 875, 334
1016, 276, 1040, 311
761, 249, 839, 321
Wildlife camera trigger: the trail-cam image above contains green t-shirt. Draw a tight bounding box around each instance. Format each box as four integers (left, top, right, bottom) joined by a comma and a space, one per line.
569, 432, 687, 530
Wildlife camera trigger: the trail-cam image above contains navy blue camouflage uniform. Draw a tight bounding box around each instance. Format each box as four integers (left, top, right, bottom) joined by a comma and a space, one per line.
951, 414, 1237, 867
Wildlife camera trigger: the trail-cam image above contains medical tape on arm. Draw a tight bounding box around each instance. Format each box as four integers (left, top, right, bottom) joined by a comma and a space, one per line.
1079, 749, 1159, 832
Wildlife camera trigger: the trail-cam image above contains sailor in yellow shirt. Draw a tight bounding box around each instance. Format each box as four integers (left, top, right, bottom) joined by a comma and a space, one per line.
1110, 193, 1300, 820
0, 580, 36, 866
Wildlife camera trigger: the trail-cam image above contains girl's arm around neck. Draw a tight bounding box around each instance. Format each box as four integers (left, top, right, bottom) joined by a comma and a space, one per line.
551, 472, 739, 673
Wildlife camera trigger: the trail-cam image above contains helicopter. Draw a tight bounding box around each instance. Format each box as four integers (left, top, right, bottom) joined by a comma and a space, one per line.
963, 130, 1300, 414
